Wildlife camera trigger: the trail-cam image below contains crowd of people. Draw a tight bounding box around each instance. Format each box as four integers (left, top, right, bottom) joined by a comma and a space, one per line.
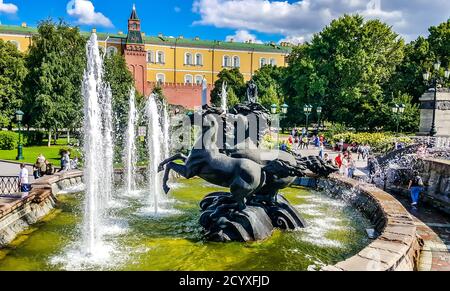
32, 154, 55, 179
17, 151, 78, 197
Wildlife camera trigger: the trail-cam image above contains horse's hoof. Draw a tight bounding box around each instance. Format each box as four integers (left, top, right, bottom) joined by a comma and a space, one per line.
163, 186, 171, 194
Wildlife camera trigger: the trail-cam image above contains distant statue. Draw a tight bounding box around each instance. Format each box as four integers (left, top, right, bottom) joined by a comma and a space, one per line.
246, 80, 258, 103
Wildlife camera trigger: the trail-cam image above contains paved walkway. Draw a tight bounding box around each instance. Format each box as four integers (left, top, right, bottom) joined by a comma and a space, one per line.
0, 160, 34, 180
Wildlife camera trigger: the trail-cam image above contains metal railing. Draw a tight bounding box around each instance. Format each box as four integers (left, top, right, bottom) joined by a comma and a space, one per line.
0, 176, 19, 196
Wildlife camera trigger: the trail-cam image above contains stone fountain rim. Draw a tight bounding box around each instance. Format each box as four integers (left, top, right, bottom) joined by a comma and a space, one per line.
317, 174, 422, 271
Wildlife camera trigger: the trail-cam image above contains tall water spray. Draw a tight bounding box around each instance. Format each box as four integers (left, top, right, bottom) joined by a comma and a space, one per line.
102, 84, 114, 203
221, 81, 228, 112
123, 89, 138, 193
81, 33, 113, 254
145, 94, 166, 214
162, 99, 170, 160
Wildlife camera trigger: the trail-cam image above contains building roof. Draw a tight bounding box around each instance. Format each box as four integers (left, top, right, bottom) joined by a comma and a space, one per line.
0, 24, 293, 54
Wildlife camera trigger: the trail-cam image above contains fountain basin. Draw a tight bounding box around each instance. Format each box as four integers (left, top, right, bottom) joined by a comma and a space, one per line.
0, 177, 373, 271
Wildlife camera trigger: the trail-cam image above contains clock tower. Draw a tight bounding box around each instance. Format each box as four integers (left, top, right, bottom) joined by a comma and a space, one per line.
124, 4, 147, 95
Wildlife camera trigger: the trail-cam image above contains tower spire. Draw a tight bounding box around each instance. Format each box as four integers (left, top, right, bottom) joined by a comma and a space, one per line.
130, 4, 139, 20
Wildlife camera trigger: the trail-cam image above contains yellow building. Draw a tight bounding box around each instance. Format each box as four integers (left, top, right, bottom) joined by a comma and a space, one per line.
0, 7, 292, 108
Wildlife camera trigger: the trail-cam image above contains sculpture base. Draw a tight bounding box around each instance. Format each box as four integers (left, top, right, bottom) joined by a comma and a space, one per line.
199, 192, 306, 242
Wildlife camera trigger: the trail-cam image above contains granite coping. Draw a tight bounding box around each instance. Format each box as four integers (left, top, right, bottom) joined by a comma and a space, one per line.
0, 170, 83, 220
321, 175, 422, 271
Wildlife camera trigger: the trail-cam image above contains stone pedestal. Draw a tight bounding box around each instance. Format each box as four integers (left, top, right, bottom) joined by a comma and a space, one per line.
418, 89, 450, 137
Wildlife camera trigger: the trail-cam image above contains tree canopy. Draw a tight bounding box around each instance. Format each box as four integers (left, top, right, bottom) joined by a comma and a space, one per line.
210, 68, 245, 107
0, 39, 27, 128
23, 19, 86, 144
284, 14, 406, 130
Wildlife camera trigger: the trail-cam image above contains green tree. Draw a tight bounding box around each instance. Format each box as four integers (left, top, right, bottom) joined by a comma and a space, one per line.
104, 53, 135, 132
284, 15, 404, 130
250, 65, 285, 111
428, 19, 450, 68
259, 84, 279, 109
226, 86, 240, 108
23, 19, 86, 146
389, 37, 433, 103
211, 68, 245, 106
0, 39, 27, 128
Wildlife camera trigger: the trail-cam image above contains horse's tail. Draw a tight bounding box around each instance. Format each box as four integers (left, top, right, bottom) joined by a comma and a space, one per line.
263, 159, 307, 178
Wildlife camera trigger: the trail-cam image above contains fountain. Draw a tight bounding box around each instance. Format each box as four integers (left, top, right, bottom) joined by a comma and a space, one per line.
220, 81, 227, 112
81, 32, 114, 254
123, 89, 138, 193
144, 93, 170, 214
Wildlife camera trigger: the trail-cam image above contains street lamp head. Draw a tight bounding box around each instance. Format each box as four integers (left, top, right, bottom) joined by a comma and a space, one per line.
15, 110, 24, 122
434, 61, 441, 71
423, 72, 430, 81
391, 104, 398, 113
271, 104, 278, 114
398, 104, 405, 114
317, 106, 322, 114
281, 103, 288, 114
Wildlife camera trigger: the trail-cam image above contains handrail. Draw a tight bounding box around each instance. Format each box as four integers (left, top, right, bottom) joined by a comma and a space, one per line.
0, 176, 19, 195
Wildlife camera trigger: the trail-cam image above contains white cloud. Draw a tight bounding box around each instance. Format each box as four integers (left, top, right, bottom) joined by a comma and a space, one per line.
174, 6, 181, 13
0, 0, 18, 14
278, 35, 307, 45
193, 0, 450, 43
225, 29, 262, 43
66, 0, 113, 28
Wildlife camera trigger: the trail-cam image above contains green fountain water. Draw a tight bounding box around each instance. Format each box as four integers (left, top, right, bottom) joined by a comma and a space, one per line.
0, 179, 371, 270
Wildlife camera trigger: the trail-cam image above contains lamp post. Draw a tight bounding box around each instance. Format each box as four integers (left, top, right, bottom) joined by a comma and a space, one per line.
316, 106, 322, 132
15, 110, 24, 160
422, 61, 450, 136
391, 103, 405, 134
271, 103, 289, 146
303, 104, 312, 133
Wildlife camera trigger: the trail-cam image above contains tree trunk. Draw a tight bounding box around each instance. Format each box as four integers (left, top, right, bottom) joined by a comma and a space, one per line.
67, 129, 70, 145
48, 129, 51, 147
53, 129, 57, 145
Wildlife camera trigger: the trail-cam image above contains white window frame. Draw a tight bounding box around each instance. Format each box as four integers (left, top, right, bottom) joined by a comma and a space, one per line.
184, 74, 193, 84
195, 75, 203, 85
147, 51, 154, 63
185, 52, 193, 65
157, 51, 165, 64
156, 73, 165, 84
223, 55, 231, 67
260, 58, 267, 68
270, 58, 276, 66
233, 55, 240, 68
106, 46, 118, 56
195, 53, 203, 66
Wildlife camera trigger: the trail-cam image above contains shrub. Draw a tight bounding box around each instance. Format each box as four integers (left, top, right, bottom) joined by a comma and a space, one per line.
332, 132, 413, 153
24, 131, 45, 146
0, 131, 19, 150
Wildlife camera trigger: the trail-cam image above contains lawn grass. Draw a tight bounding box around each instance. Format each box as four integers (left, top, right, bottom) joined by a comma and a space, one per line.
0, 138, 80, 165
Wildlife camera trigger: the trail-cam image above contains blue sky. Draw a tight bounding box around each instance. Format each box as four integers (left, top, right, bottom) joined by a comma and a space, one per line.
0, 0, 449, 44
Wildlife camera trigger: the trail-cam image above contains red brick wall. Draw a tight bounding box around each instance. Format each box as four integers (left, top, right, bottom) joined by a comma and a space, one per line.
147, 82, 213, 109
125, 49, 147, 95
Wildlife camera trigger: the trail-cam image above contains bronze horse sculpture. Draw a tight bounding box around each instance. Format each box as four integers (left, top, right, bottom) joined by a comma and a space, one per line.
158, 103, 337, 241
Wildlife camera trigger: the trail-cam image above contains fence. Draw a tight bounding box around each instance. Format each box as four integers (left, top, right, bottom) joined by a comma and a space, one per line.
0, 176, 19, 196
